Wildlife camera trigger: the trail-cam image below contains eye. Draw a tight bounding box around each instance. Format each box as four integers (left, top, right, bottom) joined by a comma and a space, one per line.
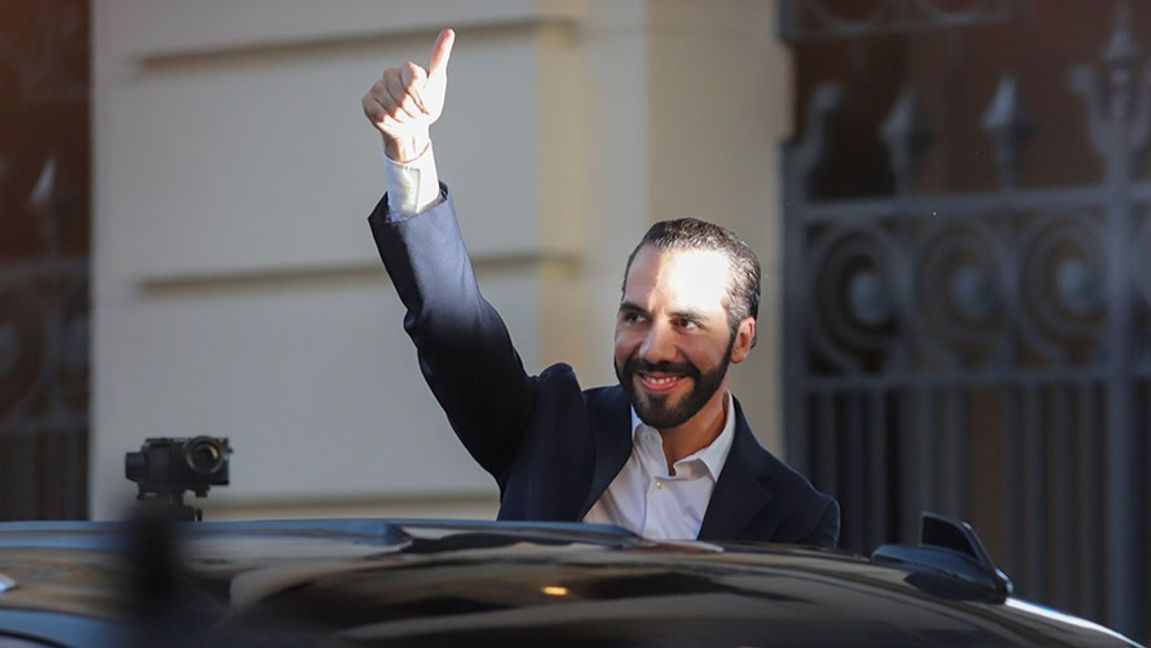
675, 318, 699, 330
619, 311, 646, 324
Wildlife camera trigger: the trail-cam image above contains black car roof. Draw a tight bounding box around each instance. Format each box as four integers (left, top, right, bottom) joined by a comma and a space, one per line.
0, 519, 1139, 647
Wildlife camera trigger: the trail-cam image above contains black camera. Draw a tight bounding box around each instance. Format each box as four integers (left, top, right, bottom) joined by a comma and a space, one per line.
125, 437, 231, 521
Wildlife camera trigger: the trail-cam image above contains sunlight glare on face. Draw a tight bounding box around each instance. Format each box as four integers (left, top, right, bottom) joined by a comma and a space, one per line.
630, 247, 732, 316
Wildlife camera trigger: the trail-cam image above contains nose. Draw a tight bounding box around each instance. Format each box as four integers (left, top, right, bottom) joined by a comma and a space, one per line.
638, 319, 676, 363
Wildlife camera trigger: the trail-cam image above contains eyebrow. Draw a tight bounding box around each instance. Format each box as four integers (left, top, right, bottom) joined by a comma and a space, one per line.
618, 301, 708, 323
618, 301, 649, 316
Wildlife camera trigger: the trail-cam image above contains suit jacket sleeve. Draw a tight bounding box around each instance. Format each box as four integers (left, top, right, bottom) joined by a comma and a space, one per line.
368, 187, 535, 486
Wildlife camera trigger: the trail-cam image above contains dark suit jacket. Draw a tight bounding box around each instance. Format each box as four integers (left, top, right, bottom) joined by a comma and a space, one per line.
369, 187, 840, 547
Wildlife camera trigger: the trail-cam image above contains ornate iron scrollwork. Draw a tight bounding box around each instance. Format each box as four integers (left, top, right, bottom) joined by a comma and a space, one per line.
784, 0, 1148, 638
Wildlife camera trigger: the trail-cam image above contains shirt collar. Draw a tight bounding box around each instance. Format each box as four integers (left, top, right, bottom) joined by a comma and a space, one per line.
628, 391, 737, 481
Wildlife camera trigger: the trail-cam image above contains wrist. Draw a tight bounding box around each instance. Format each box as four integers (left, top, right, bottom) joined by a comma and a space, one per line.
383, 131, 431, 163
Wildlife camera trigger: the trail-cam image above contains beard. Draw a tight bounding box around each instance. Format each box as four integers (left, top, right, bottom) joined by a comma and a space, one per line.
614, 334, 735, 430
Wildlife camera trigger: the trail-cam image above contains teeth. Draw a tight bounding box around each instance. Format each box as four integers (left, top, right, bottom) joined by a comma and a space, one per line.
644, 376, 679, 385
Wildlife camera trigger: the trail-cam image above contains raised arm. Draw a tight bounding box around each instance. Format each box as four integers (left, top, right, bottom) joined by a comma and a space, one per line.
363, 30, 535, 486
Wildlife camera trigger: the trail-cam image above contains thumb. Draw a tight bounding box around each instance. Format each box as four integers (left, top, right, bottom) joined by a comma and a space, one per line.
428, 28, 455, 79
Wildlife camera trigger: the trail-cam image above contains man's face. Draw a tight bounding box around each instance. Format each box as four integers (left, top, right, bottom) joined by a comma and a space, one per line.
614, 245, 755, 430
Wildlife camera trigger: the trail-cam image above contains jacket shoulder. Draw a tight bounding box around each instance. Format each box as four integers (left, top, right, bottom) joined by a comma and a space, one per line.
581, 384, 630, 415
757, 452, 840, 546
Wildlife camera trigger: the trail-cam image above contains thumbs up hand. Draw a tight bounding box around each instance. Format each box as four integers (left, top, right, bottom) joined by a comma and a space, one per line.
362, 29, 455, 162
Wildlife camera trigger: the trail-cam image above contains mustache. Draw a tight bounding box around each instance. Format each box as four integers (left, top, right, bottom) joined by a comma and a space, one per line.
622, 356, 701, 380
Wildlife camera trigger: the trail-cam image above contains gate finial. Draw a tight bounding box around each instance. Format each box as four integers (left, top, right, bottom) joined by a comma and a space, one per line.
982, 76, 1034, 190
1104, 0, 1141, 67
789, 83, 843, 202
881, 87, 933, 195
1070, 0, 1151, 159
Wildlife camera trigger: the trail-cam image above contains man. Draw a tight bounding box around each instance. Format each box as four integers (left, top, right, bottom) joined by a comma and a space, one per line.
363, 29, 839, 546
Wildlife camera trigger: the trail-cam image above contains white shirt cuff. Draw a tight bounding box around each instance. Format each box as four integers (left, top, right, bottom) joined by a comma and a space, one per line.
382, 142, 441, 216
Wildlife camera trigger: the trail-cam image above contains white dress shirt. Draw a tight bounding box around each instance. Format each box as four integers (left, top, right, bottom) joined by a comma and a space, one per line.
382, 146, 736, 540
581, 393, 736, 540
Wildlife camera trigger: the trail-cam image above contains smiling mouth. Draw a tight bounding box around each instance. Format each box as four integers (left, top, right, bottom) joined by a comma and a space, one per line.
637, 373, 688, 393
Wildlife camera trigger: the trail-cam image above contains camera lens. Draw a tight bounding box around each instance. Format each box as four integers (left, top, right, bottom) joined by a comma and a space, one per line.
184, 437, 226, 476
125, 451, 147, 481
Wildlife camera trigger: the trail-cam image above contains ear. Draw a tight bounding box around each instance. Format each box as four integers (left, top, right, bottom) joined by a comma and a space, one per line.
729, 317, 756, 364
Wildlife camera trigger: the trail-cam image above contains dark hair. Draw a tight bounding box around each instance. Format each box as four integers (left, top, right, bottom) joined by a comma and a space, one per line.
622, 218, 761, 340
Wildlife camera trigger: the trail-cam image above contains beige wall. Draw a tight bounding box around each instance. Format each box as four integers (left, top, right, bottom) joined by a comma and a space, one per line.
646, 1, 791, 455
90, 0, 791, 520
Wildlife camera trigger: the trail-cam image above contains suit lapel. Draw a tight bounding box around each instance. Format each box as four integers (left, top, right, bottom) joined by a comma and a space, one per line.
579, 387, 634, 518
697, 399, 774, 541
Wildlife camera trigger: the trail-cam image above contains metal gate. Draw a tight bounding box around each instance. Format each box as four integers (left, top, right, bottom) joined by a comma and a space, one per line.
782, 1, 1148, 639
0, 0, 90, 520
